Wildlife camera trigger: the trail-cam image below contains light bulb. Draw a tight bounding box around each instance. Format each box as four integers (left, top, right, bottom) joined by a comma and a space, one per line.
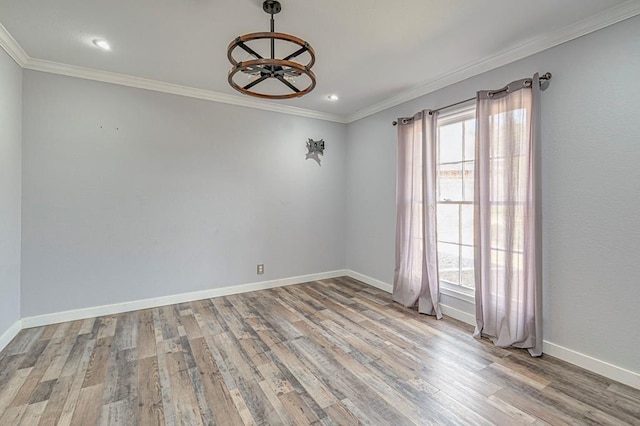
93, 39, 111, 50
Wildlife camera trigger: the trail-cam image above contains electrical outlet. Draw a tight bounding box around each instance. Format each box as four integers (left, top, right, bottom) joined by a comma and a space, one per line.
257, 264, 264, 274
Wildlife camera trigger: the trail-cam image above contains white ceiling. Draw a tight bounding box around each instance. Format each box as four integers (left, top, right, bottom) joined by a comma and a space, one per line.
1, 0, 639, 121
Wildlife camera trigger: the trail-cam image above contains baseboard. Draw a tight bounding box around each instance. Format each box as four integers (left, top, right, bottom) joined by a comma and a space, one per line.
346, 270, 476, 324
0, 319, 22, 353
345, 270, 393, 293
443, 307, 640, 390
345, 269, 640, 390
14, 268, 640, 391
542, 341, 640, 390
440, 304, 476, 325
21, 269, 348, 329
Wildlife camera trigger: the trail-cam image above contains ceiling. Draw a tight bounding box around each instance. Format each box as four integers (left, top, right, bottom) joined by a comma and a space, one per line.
1, 0, 639, 122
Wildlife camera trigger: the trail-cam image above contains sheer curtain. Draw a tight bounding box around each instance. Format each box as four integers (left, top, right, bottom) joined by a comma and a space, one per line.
393, 110, 442, 319
474, 74, 542, 356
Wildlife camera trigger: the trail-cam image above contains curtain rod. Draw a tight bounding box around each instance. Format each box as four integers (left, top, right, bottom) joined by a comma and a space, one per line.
392, 72, 552, 126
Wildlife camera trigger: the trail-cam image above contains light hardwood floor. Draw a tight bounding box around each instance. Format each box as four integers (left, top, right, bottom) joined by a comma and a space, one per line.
0, 277, 639, 425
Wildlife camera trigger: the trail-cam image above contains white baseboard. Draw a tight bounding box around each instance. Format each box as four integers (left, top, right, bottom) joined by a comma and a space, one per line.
542, 341, 640, 390
21, 270, 347, 329
345, 269, 640, 390
440, 304, 476, 326
0, 319, 22, 353
345, 270, 393, 293
12, 268, 640, 391
345, 270, 476, 325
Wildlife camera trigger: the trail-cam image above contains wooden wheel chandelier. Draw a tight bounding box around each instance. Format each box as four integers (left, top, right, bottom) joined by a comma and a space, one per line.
227, 0, 316, 100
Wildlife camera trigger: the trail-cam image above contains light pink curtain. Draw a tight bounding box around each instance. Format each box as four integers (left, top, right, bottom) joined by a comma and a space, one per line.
474, 74, 542, 356
393, 110, 442, 318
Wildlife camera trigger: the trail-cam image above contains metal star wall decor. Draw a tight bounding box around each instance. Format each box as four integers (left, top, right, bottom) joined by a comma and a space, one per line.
305, 139, 324, 166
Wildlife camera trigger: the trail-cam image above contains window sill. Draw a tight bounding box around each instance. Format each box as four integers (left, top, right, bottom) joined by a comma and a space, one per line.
440, 282, 475, 305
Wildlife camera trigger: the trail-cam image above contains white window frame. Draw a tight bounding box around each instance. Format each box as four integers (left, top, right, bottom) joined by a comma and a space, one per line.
436, 103, 476, 304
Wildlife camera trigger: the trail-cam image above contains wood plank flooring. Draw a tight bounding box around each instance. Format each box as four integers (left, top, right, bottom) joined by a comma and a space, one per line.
1, 277, 639, 425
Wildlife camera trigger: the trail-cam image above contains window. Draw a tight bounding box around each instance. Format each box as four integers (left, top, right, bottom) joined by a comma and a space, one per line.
436, 105, 476, 293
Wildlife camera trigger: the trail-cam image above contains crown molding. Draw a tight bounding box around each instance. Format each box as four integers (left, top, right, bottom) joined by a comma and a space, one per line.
2, 1, 639, 124
346, 0, 640, 123
23, 58, 347, 123
0, 22, 28, 66
0, 23, 345, 123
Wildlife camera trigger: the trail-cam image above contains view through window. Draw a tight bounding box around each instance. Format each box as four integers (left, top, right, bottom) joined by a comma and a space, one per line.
436, 106, 476, 290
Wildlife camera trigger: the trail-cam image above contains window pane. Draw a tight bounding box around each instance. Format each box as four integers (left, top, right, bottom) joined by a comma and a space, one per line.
438, 242, 459, 285
490, 205, 504, 250
489, 157, 504, 181
490, 156, 529, 204
461, 204, 473, 246
460, 245, 475, 288
438, 163, 462, 201
437, 204, 459, 244
491, 248, 505, 271
464, 118, 476, 161
463, 160, 474, 202
512, 252, 524, 277
439, 122, 463, 163
490, 205, 524, 252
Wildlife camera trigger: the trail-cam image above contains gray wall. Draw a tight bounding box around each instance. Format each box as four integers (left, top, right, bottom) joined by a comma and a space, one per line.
21, 71, 346, 317
346, 15, 640, 373
0, 48, 22, 336
10, 12, 640, 376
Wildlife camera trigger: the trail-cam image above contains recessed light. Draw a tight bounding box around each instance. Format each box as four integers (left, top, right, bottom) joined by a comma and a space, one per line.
93, 39, 111, 51
327, 94, 339, 101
